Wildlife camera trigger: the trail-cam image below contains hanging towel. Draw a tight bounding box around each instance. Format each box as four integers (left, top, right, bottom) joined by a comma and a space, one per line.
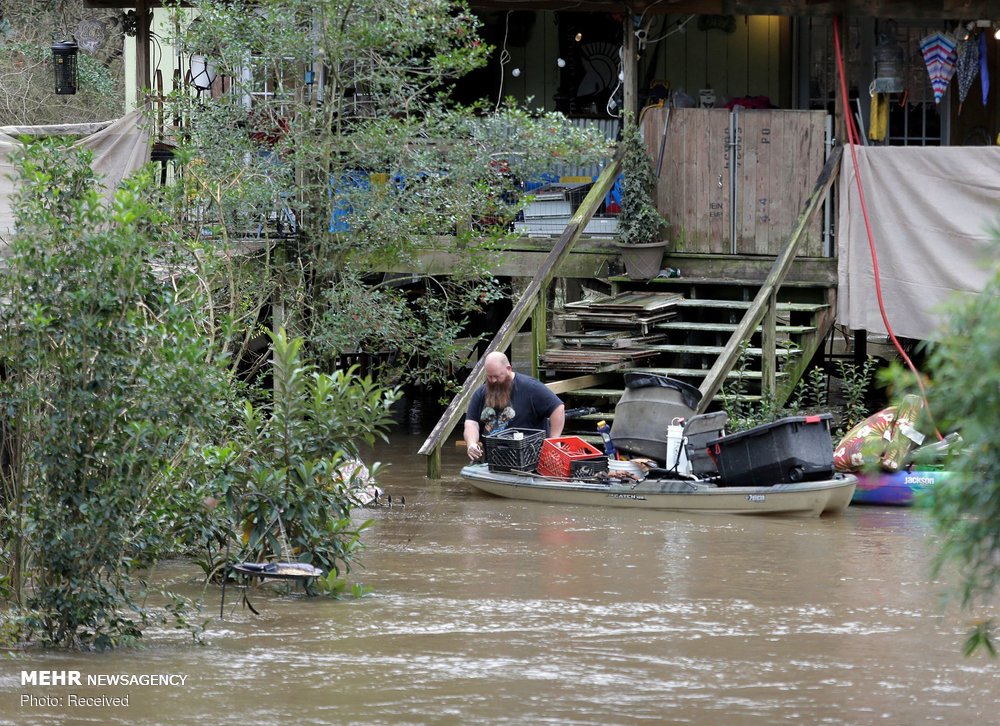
869, 93, 889, 142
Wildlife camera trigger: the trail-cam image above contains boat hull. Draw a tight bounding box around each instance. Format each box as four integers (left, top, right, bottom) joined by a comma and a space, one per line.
851, 469, 948, 506
460, 464, 856, 517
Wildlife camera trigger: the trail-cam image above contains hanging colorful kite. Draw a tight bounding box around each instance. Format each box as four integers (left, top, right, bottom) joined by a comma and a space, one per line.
919, 31, 958, 104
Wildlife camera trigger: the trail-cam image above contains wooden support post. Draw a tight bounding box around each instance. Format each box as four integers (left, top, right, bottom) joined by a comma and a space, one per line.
135, 0, 151, 101
425, 446, 441, 480
854, 329, 867, 366
834, 14, 850, 146
622, 14, 638, 121
531, 284, 548, 379
761, 290, 777, 402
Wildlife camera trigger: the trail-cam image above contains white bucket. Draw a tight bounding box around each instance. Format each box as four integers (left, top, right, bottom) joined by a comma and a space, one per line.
666, 420, 691, 476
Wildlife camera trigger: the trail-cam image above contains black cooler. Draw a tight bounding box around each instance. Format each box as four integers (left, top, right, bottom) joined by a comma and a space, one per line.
707, 414, 834, 487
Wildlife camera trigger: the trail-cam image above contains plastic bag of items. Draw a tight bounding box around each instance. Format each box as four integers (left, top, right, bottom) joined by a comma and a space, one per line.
834, 394, 926, 473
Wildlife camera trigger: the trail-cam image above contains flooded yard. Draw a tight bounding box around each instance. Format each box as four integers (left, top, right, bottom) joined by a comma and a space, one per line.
1, 432, 997, 724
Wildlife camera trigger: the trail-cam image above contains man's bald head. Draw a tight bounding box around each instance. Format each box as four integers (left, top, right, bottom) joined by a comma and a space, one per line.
483, 352, 512, 383
483, 352, 514, 409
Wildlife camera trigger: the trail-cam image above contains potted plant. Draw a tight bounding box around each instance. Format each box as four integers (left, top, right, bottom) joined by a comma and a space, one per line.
615, 116, 668, 280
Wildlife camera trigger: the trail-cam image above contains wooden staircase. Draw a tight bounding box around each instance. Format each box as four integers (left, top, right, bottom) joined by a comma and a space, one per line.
543, 276, 836, 436
418, 145, 842, 477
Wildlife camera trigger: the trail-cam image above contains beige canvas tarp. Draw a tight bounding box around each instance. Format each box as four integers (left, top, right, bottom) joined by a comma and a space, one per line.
0, 109, 150, 243
837, 146, 1000, 340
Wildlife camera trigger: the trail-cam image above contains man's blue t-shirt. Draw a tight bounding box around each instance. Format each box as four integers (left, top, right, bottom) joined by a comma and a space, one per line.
466, 374, 562, 437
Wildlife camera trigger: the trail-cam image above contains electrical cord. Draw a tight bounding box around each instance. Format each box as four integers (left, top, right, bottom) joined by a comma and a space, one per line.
832, 16, 940, 439
605, 46, 623, 117
495, 11, 512, 113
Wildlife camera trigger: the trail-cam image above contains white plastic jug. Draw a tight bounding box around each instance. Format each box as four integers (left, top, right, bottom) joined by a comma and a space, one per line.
665, 417, 690, 475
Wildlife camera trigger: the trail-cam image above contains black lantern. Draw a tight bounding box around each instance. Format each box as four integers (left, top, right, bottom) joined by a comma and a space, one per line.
52, 40, 79, 95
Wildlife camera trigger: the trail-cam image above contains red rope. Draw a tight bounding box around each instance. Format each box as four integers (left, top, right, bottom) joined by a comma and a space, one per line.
832, 16, 940, 438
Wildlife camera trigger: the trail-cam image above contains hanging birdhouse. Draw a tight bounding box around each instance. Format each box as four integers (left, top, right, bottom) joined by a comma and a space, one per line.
872, 26, 905, 94
52, 40, 79, 95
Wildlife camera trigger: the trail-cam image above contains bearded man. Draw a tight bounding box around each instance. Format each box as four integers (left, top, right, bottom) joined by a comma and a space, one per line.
464, 351, 565, 462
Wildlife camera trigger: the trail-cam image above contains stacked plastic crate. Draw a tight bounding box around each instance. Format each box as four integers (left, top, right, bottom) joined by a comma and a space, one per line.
514, 181, 618, 238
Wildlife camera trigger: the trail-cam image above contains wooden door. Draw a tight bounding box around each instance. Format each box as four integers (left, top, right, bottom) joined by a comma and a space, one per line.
734, 109, 826, 255
644, 107, 828, 256
646, 107, 732, 254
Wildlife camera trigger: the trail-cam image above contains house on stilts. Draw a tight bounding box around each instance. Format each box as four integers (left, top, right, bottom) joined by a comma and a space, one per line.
9, 1, 998, 477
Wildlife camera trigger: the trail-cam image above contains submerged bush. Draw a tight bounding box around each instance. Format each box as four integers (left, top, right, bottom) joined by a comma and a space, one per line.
0, 141, 231, 649
194, 328, 400, 590
917, 243, 1000, 656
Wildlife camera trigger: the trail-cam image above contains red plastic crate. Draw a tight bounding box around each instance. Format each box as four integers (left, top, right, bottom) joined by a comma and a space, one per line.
538, 437, 606, 478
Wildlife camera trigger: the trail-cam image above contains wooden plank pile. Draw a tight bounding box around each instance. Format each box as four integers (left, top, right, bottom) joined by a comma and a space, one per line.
541, 291, 684, 373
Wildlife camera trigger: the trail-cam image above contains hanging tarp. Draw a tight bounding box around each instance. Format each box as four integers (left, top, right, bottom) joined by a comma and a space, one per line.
0, 109, 150, 245
837, 146, 1000, 340
919, 32, 958, 105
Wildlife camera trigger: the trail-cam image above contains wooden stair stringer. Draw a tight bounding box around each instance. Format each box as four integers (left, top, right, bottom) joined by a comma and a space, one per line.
773, 286, 837, 406
695, 145, 843, 413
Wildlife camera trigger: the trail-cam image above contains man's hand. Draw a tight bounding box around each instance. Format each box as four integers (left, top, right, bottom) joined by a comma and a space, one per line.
467, 441, 484, 461
463, 420, 484, 462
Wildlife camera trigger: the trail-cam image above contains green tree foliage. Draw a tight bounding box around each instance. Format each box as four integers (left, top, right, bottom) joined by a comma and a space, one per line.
916, 251, 1000, 655
0, 141, 231, 649
164, 0, 611, 387
0, 141, 402, 647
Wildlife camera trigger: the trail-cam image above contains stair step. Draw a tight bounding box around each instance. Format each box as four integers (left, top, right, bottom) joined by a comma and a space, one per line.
642, 344, 801, 357
624, 276, 832, 289
563, 388, 627, 399
673, 299, 829, 312
563, 388, 763, 406
656, 321, 816, 334
623, 367, 789, 380
568, 411, 614, 423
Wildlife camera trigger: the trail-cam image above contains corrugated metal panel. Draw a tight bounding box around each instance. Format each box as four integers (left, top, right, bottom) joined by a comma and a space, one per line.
551, 117, 619, 179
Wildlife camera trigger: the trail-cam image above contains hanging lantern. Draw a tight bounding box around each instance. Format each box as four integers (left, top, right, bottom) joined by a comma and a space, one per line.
190, 54, 218, 91
52, 40, 78, 95
872, 25, 905, 94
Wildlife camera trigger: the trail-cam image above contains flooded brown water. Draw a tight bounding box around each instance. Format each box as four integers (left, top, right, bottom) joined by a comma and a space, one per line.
2, 431, 998, 725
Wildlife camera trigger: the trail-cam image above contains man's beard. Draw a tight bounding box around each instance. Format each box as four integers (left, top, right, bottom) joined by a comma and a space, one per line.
485, 377, 513, 410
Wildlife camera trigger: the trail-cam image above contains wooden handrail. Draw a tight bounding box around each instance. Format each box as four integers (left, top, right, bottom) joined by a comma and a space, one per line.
696, 144, 843, 413
418, 146, 626, 476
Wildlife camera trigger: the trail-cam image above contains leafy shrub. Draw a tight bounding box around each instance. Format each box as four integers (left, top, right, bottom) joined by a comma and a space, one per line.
616, 117, 666, 246
188, 329, 400, 593
0, 141, 230, 649
912, 246, 1000, 655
